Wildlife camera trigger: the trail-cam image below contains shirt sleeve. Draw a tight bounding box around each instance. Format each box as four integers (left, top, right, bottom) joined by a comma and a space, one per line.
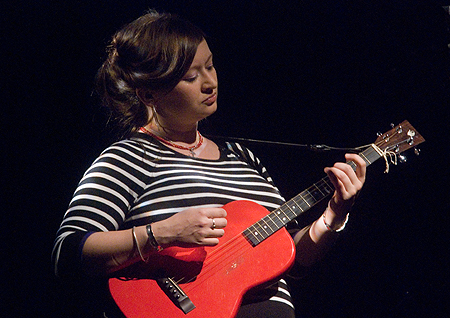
52, 140, 145, 278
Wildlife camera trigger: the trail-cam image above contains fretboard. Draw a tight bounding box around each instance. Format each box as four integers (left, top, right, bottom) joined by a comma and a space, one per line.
243, 144, 382, 246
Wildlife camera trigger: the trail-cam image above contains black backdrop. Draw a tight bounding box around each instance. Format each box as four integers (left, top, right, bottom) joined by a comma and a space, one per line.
3, 1, 450, 317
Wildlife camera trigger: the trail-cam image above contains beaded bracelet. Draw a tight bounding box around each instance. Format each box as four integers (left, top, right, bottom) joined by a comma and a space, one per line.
132, 226, 149, 263
146, 224, 163, 252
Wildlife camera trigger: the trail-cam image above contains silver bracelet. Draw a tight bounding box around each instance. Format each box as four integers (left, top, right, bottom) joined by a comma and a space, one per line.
132, 226, 149, 263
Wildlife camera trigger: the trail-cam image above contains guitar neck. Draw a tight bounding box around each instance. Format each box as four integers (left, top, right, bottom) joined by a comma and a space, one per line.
243, 144, 382, 246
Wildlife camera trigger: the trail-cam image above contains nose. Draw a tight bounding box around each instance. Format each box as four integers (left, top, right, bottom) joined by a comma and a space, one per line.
201, 70, 217, 93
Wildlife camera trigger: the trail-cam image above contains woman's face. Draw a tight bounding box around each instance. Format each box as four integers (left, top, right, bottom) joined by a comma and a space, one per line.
152, 40, 218, 130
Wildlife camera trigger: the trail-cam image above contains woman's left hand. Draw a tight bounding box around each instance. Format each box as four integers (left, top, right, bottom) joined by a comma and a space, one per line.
324, 153, 366, 218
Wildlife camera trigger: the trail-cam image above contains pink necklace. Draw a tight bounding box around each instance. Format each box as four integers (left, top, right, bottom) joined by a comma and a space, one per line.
139, 127, 204, 157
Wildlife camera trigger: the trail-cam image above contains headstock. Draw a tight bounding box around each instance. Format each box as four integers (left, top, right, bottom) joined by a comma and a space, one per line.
374, 120, 425, 156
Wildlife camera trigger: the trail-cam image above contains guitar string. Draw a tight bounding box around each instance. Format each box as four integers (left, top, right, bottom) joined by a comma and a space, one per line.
175, 205, 297, 286
178, 234, 252, 289
173, 223, 258, 285
168, 225, 255, 285
189, 234, 288, 294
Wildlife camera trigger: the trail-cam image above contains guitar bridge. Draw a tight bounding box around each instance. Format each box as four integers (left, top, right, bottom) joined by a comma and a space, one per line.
156, 277, 196, 314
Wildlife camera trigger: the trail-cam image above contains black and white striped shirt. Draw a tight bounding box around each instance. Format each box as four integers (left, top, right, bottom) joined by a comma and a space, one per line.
53, 133, 297, 315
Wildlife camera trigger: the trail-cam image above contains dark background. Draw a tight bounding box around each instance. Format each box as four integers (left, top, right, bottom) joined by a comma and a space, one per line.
3, 0, 450, 317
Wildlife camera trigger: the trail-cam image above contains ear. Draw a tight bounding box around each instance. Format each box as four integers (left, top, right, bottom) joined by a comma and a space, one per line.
136, 89, 154, 105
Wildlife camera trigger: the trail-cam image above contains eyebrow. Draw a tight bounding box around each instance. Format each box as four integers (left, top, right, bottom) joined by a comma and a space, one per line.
190, 54, 213, 69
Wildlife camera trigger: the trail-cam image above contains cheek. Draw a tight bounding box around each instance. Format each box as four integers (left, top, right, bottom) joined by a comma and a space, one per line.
172, 88, 199, 107
160, 91, 197, 116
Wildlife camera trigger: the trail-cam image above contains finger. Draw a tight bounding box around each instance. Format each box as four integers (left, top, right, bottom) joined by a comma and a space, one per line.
201, 237, 221, 246
325, 167, 346, 194
333, 162, 360, 188
208, 228, 225, 237
209, 217, 227, 230
207, 208, 227, 219
327, 159, 363, 191
345, 153, 366, 181
325, 165, 359, 200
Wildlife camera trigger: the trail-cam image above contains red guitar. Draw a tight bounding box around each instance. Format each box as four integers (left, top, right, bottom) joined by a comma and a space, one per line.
109, 120, 425, 318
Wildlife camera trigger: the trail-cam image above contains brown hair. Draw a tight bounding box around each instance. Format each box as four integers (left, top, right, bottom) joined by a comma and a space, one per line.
96, 10, 205, 136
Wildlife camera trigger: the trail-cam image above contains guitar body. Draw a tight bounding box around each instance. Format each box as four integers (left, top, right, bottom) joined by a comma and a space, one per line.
109, 200, 296, 318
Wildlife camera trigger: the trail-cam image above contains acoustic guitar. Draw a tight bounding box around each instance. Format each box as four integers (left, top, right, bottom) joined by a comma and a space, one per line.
109, 120, 425, 318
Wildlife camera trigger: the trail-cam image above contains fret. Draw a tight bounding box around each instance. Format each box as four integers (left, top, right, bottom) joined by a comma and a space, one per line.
305, 186, 323, 203
344, 147, 382, 174
259, 217, 275, 234
358, 152, 371, 165
242, 228, 255, 245
270, 209, 285, 227
247, 224, 265, 240
251, 223, 270, 240
243, 211, 286, 246
366, 145, 382, 163
280, 207, 294, 223
348, 161, 357, 170
298, 193, 311, 207
255, 220, 271, 236
319, 178, 334, 193
291, 197, 308, 212
289, 200, 304, 214
280, 205, 296, 220
312, 183, 326, 196
262, 213, 279, 230
269, 210, 287, 228
243, 227, 263, 246
303, 189, 316, 206
289, 196, 307, 215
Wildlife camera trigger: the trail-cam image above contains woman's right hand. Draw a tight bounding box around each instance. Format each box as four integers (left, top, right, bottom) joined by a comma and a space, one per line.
152, 207, 227, 247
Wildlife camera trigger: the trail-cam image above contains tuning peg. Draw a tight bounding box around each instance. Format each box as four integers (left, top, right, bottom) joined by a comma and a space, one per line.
399, 154, 407, 163
414, 148, 421, 156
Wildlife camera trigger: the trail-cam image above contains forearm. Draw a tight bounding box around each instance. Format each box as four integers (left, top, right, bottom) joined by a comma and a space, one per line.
82, 225, 152, 275
293, 206, 348, 266
80, 206, 226, 276
293, 151, 366, 266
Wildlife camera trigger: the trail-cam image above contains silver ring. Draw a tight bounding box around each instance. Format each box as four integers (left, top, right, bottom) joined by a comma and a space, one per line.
211, 218, 216, 229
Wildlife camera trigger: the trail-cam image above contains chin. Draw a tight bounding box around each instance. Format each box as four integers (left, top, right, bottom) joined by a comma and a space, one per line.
204, 102, 217, 115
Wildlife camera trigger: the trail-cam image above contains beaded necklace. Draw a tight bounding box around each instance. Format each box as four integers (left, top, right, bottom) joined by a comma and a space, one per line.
139, 127, 204, 157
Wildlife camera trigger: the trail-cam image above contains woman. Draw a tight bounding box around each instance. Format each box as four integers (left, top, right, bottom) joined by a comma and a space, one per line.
53, 10, 366, 318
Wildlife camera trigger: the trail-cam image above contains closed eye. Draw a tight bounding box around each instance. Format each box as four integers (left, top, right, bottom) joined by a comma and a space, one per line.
183, 75, 197, 82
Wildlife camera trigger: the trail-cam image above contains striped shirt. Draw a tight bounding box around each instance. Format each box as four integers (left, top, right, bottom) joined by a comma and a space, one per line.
53, 133, 297, 316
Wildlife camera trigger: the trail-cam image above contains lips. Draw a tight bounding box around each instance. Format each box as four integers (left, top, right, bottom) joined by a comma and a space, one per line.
202, 93, 217, 105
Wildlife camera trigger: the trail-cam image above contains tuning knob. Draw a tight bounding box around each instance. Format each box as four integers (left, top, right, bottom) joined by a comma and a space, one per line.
399, 154, 407, 163
414, 148, 421, 156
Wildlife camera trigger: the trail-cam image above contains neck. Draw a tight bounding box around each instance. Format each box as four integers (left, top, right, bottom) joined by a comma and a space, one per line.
140, 126, 205, 158
146, 122, 198, 144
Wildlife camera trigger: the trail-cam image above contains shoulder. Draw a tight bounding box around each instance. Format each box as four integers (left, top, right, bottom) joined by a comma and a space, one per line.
98, 134, 164, 158
224, 142, 260, 166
